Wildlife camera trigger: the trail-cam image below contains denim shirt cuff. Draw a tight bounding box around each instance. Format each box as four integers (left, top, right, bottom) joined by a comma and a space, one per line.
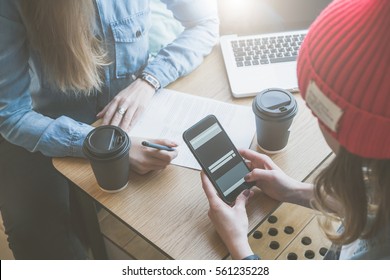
70, 124, 94, 158
143, 58, 179, 89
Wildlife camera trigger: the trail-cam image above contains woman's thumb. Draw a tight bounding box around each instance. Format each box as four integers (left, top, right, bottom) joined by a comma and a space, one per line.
245, 168, 272, 183
235, 189, 253, 208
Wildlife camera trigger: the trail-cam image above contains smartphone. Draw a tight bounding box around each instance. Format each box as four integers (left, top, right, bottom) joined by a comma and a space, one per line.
183, 115, 252, 204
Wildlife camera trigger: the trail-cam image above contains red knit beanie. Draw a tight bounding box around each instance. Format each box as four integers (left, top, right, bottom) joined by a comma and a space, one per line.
297, 0, 390, 159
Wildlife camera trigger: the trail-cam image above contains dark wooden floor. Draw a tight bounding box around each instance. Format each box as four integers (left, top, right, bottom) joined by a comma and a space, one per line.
0, 209, 166, 260
0, 213, 13, 260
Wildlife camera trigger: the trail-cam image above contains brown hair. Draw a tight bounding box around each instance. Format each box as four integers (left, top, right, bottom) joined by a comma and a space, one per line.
21, 0, 107, 92
313, 147, 390, 245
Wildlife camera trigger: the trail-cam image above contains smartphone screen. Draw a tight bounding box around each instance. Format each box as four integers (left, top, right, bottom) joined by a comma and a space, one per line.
183, 115, 251, 204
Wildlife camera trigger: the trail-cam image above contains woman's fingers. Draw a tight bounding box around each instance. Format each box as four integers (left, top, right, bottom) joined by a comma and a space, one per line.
143, 139, 178, 161
244, 168, 274, 183
97, 79, 154, 131
239, 149, 280, 170
200, 171, 223, 205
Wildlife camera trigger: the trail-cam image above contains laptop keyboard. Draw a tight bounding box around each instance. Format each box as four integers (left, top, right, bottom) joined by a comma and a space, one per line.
231, 32, 306, 68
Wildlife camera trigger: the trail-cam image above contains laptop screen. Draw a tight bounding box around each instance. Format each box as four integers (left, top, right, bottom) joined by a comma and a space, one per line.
219, 0, 333, 35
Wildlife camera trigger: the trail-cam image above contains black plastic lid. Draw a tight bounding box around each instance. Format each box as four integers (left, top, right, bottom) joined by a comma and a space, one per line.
253, 88, 298, 119
83, 125, 129, 158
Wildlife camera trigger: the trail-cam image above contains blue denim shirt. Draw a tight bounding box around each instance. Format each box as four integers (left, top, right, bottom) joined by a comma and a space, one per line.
0, 0, 219, 157
325, 217, 390, 260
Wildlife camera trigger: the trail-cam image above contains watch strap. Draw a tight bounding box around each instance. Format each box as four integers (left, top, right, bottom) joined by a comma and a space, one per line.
140, 72, 161, 91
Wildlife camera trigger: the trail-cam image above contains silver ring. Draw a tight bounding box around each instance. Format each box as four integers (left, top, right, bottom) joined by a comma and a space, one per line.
116, 107, 126, 115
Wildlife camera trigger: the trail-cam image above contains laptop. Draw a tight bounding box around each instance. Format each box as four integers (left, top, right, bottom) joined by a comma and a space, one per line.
220, 0, 332, 98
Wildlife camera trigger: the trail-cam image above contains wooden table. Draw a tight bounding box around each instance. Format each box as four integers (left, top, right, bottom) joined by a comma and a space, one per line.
53, 44, 331, 260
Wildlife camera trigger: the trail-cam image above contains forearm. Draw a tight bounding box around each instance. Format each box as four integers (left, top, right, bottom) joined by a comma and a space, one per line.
288, 180, 346, 214
226, 238, 254, 260
0, 112, 93, 157
287, 182, 315, 209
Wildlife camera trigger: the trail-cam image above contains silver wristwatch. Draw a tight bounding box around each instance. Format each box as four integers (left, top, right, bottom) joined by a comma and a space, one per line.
140, 72, 161, 91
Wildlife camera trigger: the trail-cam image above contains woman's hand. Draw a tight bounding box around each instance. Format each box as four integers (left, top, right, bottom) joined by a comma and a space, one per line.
240, 149, 314, 208
97, 79, 155, 132
129, 138, 178, 175
201, 172, 254, 260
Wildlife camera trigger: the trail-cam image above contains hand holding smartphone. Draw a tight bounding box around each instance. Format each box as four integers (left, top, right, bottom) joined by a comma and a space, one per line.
183, 115, 252, 204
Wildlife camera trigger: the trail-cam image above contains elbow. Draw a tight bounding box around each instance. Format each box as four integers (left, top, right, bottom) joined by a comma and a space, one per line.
208, 17, 220, 46
195, 16, 220, 51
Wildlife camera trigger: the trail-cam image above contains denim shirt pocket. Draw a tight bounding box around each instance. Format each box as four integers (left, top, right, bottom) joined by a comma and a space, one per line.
110, 9, 151, 79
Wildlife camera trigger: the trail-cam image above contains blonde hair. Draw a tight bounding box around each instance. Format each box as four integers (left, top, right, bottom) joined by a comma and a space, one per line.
313, 148, 390, 245
21, 0, 107, 93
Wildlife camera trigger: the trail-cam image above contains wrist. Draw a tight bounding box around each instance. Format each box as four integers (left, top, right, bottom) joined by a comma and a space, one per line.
136, 78, 156, 95
226, 237, 254, 260
140, 72, 161, 92
292, 182, 314, 208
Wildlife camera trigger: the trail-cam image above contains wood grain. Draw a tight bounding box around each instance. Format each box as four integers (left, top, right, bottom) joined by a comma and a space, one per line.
249, 154, 336, 260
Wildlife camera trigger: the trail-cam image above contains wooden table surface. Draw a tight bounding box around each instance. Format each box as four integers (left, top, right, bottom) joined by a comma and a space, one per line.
53, 44, 331, 260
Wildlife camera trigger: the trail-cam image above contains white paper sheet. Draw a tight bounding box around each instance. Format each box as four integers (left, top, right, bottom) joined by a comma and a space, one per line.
129, 89, 256, 170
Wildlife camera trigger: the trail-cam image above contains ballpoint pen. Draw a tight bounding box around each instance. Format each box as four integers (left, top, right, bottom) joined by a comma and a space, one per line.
141, 141, 176, 152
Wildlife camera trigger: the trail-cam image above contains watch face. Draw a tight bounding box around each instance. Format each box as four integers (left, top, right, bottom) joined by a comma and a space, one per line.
142, 73, 160, 90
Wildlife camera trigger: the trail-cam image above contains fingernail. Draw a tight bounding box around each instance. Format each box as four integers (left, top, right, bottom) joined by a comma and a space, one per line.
243, 189, 250, 197
244, 174, 250, 181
